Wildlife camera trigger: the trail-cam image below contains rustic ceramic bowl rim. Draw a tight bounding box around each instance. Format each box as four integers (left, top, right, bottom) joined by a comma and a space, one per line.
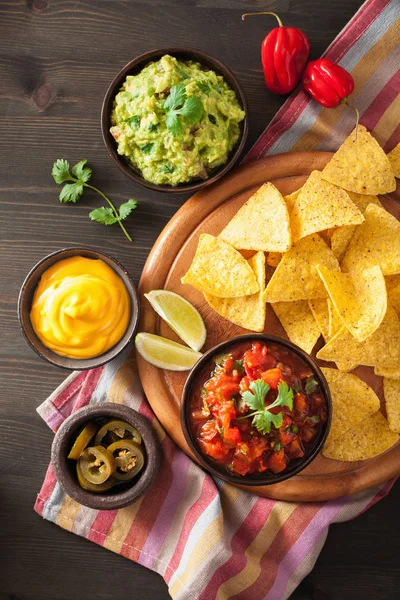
181, 333, 332, 486
101, 46, 249, 193
17, 246, 140, 370
51, 402, 160, 510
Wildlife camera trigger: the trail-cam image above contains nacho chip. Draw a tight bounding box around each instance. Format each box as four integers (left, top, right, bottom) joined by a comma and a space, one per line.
374, 365, 400, 380
321, 125, 396, 195
284, 188, 301, 212
219, 182, 291, 252
263, 234, 340, 303
317, 305, 400, 368
271, 301, 320, 354
385, 274, 400, 291
327, 298, 342, 339
321, 368, 380, 456
267, 252, 282, 268
335, 360, 357, 372
383, 378, 400, 433
204, 252, 266, 332
387, 142, 400, 178
323, 411, 398, 461
308, 299, 329, 341
181, 234, 259, 298
317, 265, 387, 342
290, 171, 364, 242
346, 191, 383, 212
388, 284, 400, 318
341, 203, 400, 276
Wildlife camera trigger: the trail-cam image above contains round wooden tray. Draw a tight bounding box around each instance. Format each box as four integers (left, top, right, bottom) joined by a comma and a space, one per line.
137, 151, 400, 502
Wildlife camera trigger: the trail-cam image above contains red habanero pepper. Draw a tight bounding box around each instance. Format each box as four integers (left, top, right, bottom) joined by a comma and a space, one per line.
242, 11, 310, 95
302, 58, 354, 108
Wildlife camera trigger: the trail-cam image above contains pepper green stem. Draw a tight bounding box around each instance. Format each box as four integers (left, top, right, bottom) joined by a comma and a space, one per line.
241, 11, 283, 28
84, 183, 133, 242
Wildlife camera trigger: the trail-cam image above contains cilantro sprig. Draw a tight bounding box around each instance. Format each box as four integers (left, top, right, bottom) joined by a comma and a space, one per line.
239, 379, 294, 435
51, 159, 137, 242
163, 84, 203, 138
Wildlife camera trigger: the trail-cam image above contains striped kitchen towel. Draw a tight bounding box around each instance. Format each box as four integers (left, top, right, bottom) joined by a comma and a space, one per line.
35, 1, 400, 599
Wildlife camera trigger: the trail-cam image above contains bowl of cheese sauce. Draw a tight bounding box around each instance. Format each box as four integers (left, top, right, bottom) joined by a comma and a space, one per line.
18, 248, 139, 369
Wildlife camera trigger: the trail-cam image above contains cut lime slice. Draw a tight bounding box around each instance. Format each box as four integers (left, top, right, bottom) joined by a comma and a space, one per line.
144, 290, 206, 351
135, 333, 202, 371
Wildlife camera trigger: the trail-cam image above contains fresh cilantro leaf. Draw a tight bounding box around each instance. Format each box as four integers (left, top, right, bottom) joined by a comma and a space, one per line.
242, 379, 270, 412
72, 159, 92, 183
309, 415, 320, 423
125, 115, 140, 128
253, 410, 283, 435
52, 159, 72, 184
160, 163, 175, 174
89, 207, 118, 225
208, 114, 217, 125
165, 112, 181, 137
177, 95, 204, 125
275, 381, 294, 410
147, 123, 158, 132
164, 83, 186, 112
139, 143, 154, 154
196, 81, 211, 95
274, 442, 282, 452
305, 376, 319, 395
59, 182, 83, 203
291, 424, 299, 433
292, 381, 302, 393
176, 65, 189, 80
233, 359, 244, 374
200, 387, 207, 398
119, 198, 138, 220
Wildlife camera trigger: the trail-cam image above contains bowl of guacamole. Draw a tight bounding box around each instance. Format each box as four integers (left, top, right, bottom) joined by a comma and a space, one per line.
102, 48, 248, 193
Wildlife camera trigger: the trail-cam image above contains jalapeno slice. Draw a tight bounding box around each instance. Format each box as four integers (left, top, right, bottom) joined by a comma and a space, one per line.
78, 446, 116, 485
68, 422, 98, 460
107, 439, 145, 481
76, 462, 116, 492
94, 420, 142, 446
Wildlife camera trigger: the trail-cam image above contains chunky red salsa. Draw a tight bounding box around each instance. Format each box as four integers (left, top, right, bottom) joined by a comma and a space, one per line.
189, 342, 327, 477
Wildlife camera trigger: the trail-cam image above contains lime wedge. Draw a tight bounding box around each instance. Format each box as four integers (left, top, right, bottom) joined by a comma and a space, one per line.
144, 290, 206, 351
135, 333, 202, 371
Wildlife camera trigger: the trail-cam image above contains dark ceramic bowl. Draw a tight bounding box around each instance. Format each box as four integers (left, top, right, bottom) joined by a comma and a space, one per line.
18, 247, 139, 370
101, 46, 249, 193
181, 334, 332, 486
51, 403, 161, 510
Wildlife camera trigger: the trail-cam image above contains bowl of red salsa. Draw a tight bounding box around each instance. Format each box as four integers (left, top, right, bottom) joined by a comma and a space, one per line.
181, 335, 331, 485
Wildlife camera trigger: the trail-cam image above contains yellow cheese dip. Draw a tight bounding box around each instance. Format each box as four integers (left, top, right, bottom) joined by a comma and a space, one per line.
30, 256, 130, 359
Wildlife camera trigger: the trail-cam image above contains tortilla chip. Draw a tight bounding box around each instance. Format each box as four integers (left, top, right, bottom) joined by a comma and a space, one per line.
335, 361, 357, 372
317, 305, 400, 368
341, 203, 400, 276
290, 171, 364, 242
347, 191, 383, 212
321, 368, 380, 455
388, 284, 400, 318
387, 142, 400, 178
267, 252, 282, 268
317, 265, 387, 342
271, 301, 320, 354
263, 234, 340, 303
181, 234, 259, 298
383, 378, 400, 433
323, 411, 398, 461
327, 298, 342, 339
321, 125, 396, 195
219, 182, 291, 252
375, 365, 400, 380
385, 274, 400, 291
330, 226, 357, 262
284, 188, 301, 212
308, 299, 329, 341
204, 252, 266, 332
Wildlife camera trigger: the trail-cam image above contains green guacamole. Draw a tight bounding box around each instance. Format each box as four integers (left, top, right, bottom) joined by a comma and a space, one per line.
110, 55, 245, 186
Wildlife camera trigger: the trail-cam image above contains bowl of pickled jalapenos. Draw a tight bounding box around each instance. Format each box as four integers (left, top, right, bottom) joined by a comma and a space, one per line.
51, 403, 161, 509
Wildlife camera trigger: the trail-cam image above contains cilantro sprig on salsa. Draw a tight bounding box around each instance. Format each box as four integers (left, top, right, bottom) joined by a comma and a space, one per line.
239, 379, 294, 434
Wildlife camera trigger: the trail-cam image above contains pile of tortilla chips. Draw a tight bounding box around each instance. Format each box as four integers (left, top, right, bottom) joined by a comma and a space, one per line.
181, 126, 399, 461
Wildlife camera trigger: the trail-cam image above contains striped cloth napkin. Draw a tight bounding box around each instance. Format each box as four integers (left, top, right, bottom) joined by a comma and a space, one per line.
35, 1, 399, 599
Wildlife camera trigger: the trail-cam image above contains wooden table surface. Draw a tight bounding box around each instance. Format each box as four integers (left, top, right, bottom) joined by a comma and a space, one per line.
1, 1, 399, 599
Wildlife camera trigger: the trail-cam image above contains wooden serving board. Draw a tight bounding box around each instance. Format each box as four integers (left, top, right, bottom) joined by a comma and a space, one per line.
137, 151, 400, 502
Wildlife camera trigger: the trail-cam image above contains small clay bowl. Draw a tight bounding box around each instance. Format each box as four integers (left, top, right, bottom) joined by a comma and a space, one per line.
101, 46, 249, 194
51, 403, 161, 510
181, 334, 332, 486
18, 247, 139, 370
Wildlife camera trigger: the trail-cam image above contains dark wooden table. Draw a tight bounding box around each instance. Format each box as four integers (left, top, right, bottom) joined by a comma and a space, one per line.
1, 1, 399, 599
